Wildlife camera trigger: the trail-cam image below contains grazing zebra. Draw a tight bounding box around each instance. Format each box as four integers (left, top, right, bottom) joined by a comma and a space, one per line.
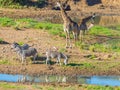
46, 48, 68, 65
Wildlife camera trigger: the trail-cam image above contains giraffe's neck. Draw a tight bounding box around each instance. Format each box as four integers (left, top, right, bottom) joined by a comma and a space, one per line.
60, 7, 71, 23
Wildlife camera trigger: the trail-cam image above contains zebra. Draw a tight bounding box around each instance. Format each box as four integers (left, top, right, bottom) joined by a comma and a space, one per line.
11, 42, 30, 51
11, 42, 38, 64
46, 48, 68, 65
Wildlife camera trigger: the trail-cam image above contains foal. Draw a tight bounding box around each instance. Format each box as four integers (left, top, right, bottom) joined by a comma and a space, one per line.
46, 47, 68, 65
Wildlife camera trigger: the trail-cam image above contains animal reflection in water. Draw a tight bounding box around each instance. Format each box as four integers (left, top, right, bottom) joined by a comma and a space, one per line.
46, 47, 68, 65
45, 75, 67, 83
17, 75, 67, 83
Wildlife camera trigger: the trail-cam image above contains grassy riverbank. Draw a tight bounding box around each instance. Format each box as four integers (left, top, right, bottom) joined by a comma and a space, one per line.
0, 17, 120, 53
0, 82, 119, 90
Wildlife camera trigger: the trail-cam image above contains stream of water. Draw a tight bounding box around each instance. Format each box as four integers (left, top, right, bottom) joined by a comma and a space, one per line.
1, 74, 120, 86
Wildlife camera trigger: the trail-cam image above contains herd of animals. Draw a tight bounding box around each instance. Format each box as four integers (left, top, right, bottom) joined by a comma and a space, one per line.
11, 42, 68, 65
11, 1, 96, 65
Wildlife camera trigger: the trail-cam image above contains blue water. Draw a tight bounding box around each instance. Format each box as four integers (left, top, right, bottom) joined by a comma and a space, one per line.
87, 76, 120, 86
0, 74, 120, 86
0, 74, 22, 82
81, 76, 120, 86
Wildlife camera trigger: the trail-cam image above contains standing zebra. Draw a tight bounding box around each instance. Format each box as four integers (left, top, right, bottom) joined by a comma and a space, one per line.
11, 42, 38, 64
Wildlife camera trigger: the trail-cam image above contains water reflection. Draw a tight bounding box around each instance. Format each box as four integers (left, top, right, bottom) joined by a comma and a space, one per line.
45, 75, 67, 83
0, 74, 69, 83
1, 74, 120, 86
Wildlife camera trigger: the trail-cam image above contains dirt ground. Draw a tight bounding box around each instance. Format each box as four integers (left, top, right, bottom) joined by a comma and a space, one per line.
0, 6, 120, 76
0, 27, 120, 76
0, 27, 90, 75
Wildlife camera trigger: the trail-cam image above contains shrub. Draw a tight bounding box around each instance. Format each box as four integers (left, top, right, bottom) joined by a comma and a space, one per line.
0, 0, 29, 6
0, 17, 16, 27
0, 38, 3, 43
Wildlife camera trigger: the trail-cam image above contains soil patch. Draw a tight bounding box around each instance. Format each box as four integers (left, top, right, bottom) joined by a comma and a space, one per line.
0, 27, 120, 76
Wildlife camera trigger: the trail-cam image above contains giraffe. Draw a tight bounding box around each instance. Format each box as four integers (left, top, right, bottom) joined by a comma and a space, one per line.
57, 1, 80, 48
79, 14, 96, 41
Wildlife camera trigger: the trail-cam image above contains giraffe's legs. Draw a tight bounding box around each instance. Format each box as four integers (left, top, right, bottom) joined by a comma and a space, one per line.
65, 32, 72, 48
80, 30, 83, 42
65, 33, 69, 48
73, 32, 76, 42
68, 33, 72, 48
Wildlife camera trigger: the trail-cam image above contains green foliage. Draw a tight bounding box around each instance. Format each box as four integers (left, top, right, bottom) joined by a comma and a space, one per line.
0, 59, 11, 65
88, 39, 120, 52
0, 17, 64, 37
116, 25, 120, 30
75, 42, 88, 50
89, 25, 120, 36
0, 38, 3, 43
75, 25, 120, 53
34, 22, 53, 29
105, 39, 120, 52
0, 0, 28, 8
34, 22, 64, 37
1, 82, 120, 90
0, 17, 120, 53
49, 29, 60, 35
89, 44, 109, 52
81, 62, 94, 68
85, 85, 114, 90
59, 48, 66, 52
0, 82, 24, 89
0, 0, 14, 6
0, 17, 16, 27
15, 18, 37, 29
0, 0, 47, 8
17, 41, 24, 46
89, 45, 95, 52
0, 0, 28, 5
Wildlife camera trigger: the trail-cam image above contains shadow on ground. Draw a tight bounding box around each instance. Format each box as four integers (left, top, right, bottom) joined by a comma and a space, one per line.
0, 41, 9, 44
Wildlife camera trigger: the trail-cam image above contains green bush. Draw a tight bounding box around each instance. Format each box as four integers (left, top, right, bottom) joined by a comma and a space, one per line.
86, 85, 114, 90
89, 25, 120, 36
0, 0, 29, 6
0, 17, 16, 27
15, 18, 37, 28
0, 0, 47, 8
0, 38, 3, 43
